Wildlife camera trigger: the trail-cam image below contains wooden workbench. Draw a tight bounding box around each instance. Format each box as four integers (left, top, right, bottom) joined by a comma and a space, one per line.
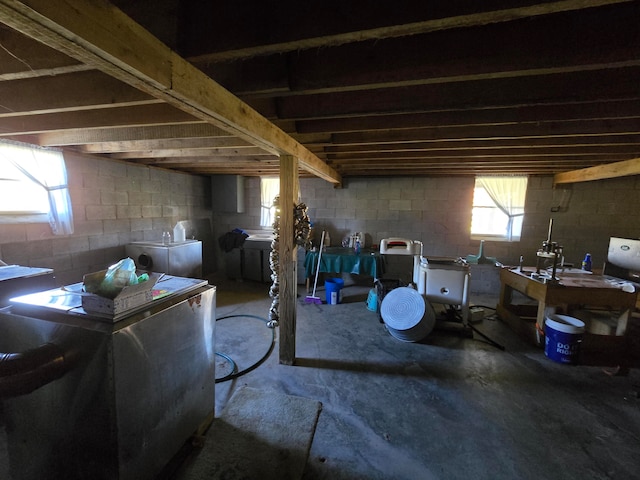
496, 267, 639, 365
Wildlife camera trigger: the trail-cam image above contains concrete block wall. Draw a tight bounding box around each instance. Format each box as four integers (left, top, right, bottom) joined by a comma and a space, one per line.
469, 264, 502, 295
0, 151, 211, 286
301, 175, 640, 268
212, 174, 640, 289
302, 176, 475, 256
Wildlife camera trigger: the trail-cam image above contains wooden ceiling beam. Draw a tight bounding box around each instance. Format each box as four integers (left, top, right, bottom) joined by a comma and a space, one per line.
135, 157, 279, 166
184, 169, 284, 177
294, 99, 640, 134
0, 63, 94, 81
0, 70, 157, 115
0, 22, 81, 73
0, 103, 197, 135
326, 148, 640, 160
324, 134, 640, 155
275, 67, 640, 120
554, 157, 640, 184
0, 0, 340, 184
338, 168, 567, 176
110, 147, 275, 159
334, 162, 605, 169
327, 153, 635, 163
329, 120, 640, 146
329, 161, 605, 170
80, 136, 255, 153
185, 0, 632, 62
203, 3, 640, 98
287, 4, 640, 96
36, 123, 231, 146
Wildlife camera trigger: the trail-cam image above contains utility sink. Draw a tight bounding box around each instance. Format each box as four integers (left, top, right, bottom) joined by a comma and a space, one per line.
247, 233, 274, 240
133, 240, 198, 248
245, 232, 275, 249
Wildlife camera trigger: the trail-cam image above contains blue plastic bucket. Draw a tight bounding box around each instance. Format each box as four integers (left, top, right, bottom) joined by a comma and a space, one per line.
325, 278, 344, 304
544, 314, 585, 364
366, 289, 378, 312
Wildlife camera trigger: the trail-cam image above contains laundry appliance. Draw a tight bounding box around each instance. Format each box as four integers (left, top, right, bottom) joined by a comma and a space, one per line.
126, 240, 202, 278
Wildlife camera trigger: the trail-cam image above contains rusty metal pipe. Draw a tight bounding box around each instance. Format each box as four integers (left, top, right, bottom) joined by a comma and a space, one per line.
0, 343, 70, 398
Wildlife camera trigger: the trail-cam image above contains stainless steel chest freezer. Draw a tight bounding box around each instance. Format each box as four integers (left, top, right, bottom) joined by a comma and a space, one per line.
0, 276, 215, 480
0, 265, 55, 307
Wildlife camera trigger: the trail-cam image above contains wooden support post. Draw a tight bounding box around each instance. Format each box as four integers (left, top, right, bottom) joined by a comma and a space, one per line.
279, 155, 299, 365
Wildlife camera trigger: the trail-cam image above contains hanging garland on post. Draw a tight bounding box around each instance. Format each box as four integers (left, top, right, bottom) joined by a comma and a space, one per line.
268, 196, 311, 322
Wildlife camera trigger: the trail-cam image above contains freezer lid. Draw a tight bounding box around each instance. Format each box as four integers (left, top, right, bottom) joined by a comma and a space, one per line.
9, 275, 208, 320
127, 239, 201, 248
0, 265, 54, 281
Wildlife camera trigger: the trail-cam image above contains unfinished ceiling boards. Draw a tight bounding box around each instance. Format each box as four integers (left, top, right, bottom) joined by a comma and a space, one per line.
1, 0, 639, 180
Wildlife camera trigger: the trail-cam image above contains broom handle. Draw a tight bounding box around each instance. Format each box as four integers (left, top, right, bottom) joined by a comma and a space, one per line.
311, 231, 326, 297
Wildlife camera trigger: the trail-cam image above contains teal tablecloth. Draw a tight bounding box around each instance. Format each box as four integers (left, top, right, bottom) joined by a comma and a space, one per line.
304, 247, 381, 278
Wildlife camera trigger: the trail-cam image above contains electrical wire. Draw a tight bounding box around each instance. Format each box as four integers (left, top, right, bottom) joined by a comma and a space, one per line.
214, 314, 276, 383
472, 305, 497, 311
445, 305, 505, 351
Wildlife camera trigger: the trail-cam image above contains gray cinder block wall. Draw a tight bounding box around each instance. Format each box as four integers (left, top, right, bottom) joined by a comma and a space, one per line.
212, 175, 640, 285
3, 160, 638, 289
0, 152, 211, 286
302, 175, 640, 268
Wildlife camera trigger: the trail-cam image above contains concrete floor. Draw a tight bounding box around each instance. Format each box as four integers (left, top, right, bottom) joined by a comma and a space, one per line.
186, 273, 640, 480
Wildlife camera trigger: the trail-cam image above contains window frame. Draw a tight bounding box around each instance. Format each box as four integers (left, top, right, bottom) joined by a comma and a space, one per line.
0, 140, 74, 234
470, 175, 527, 242
0, 160, 51, 222
260, 176, 280, 228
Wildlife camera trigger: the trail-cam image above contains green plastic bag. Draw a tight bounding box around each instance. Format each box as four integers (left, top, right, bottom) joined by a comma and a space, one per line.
85, 257, 138, 299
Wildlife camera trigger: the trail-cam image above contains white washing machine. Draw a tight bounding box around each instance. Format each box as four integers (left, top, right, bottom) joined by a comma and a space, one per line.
126, 240, 203, 278
419, 257, 470, 325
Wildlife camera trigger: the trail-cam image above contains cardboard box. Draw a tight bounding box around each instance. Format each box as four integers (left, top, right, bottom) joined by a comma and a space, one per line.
573, 309, 621, 336
81, 271, 162, 319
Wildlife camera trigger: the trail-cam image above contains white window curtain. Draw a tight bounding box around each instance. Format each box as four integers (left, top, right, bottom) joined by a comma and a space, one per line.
260, 177, 280, 227
0, 140, 74, 235
477, 175, 527, 241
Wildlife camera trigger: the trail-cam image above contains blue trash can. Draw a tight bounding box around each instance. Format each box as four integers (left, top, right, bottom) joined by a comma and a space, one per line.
325, 278, 344, 304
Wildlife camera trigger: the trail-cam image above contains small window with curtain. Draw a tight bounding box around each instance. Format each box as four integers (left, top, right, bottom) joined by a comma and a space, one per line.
260, 177, 280, 228
470, 175, 527, 242
0, 140, 74, 235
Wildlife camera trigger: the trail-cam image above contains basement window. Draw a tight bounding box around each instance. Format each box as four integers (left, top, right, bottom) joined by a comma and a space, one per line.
0, 140, 74, 235
260, 177, 280, 228
470, 176, 527, 242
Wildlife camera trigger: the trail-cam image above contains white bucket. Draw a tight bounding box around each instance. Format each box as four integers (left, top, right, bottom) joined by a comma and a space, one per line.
380, 287, 435, 342
544, 314, 585, 364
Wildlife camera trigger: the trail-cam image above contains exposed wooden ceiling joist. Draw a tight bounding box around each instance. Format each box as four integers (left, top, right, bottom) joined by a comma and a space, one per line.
0, 0, 341, 184
110, 147, 277, 159
37, 124, 231, 146
187, 0, 632, 63
554, 157, 640, 184
0, 0, 638, 181
78, 136, 254, 154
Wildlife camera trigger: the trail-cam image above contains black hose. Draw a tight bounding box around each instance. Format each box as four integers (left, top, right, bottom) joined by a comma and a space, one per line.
214, 352, 238, 383
214, 314, 276, 383
0, 343, 71, 397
